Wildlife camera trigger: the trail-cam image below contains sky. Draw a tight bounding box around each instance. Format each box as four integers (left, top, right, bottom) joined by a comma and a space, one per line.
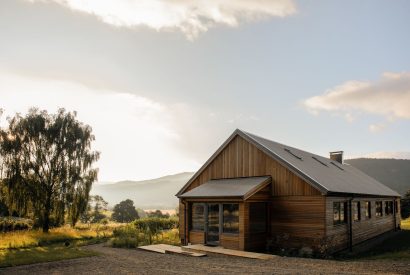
0, 0, 409, 182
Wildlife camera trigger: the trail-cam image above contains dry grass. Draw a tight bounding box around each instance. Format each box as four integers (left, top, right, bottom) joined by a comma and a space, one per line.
0, 244, 98, 267
401, 218, 410, 230
0, 224, 116, 250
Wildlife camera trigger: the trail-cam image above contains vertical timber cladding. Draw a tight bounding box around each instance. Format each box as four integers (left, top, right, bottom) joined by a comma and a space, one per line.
326, 197, 400, 251
186, 135, 321, 196
179, 200, 186, 241
182, 135, 325, 250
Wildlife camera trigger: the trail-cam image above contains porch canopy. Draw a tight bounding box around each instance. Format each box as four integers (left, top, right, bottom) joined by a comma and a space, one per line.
178, 176, 271, 200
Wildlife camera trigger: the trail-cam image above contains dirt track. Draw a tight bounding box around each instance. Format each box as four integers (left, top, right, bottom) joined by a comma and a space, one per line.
1, 243, 410, 275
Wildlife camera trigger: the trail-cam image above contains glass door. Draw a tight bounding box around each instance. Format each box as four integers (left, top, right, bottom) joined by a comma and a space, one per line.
206, 203, 220, 245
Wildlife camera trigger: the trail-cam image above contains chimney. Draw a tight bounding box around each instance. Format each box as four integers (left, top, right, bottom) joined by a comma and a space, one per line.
330, 151, 344, 164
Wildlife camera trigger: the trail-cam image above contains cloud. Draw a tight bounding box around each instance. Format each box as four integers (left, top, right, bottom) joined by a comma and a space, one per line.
27, 0, 296, 40
303, 72, 410, 131
0, 71, 200, 181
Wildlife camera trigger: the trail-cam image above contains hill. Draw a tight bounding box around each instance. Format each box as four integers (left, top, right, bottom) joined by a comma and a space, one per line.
91, 159, 410, 210
91, 172, 194, 209
346, 158, 410, 196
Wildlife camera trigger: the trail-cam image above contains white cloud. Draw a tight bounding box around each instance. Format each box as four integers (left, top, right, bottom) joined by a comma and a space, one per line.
0, 71, 200, 181
303, 72, 410, 131
27, 0, 296, 40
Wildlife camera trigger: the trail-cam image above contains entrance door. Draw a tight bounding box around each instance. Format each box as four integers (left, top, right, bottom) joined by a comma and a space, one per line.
206, 203, 220, 245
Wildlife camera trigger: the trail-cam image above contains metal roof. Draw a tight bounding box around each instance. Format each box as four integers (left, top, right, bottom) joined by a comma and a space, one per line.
176, 129, 400, 198
179, 176, 271, 199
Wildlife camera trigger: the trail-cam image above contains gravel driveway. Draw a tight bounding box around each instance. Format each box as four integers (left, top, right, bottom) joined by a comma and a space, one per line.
1, 244, 409, 275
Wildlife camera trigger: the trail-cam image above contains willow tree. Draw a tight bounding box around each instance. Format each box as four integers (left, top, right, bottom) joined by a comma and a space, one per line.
0, 108, 99, 232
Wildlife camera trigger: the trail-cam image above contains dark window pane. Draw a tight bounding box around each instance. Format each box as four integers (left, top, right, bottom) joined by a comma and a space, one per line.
250, 203, 266, 233
333, 202, 340, 223
192, 203, 205, 231
365, 201, 371, 219
376, 201, 383, 217
223, 204, 239, 234
333, 201, 347, 225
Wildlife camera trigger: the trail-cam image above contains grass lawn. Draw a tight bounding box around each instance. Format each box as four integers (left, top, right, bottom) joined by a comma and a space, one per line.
352, 218, 410, 261
0, 224, 119, 267
0, 244, 98, 267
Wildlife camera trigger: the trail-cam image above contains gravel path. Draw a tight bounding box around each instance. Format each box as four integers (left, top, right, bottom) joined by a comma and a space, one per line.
1, 243, 410, 275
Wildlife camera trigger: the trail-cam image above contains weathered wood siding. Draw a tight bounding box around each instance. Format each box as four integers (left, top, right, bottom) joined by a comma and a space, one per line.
189, 231, 205, 244
325, 197, 400, 252
179, 201, 185, 240
220, 234, 240, 250
186, 135, 321, 196
270, 196, 326, 249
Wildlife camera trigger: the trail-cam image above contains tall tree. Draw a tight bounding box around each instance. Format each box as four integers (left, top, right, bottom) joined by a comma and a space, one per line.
112, 199, 139, 223
0, 108, 99, 232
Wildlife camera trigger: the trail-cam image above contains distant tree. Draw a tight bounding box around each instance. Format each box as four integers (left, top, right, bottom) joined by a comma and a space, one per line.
112, 199, 139, 223
401, 190, 410, 219
91, 195, 108, 223
147, 209, 169, 218
0, 108, 99, 232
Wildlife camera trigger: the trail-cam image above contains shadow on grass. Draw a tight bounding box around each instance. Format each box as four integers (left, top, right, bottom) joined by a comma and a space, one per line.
0, 242, 100, 268
342, 230, 410, 261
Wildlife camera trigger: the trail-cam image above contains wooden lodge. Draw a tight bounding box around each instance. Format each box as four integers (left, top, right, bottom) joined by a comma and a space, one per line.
176, 129, 401, 255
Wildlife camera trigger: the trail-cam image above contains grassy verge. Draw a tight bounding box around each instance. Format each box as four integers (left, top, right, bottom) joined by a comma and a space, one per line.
351, 218, 410, 261
0, 244, 99, 268
0, 223, 120, 267
0, 224, 115, 250
109, 226, 180, 248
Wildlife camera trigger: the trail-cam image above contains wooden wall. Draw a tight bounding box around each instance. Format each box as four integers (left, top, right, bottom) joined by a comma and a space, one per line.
325, 197, 400, 252
186, 135, 321, 196
189, 231, 205, 244
270, 196, 326, 250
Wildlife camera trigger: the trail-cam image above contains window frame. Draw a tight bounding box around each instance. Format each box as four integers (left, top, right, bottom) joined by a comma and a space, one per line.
365, 201, 371, 219
191, 203, 205, 231
222, 203, 239, 234
375, 201, 383, 217
333, 201, 347, 225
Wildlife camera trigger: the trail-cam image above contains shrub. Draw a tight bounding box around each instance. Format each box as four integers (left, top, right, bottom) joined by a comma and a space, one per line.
132, 217, 178, 232
0, 217, 33, 232
109, 225, 141, 248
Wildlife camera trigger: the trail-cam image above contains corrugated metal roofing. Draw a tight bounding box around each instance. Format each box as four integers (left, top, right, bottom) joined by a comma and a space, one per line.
242, 131, 400, 197
179, 176, 270, 199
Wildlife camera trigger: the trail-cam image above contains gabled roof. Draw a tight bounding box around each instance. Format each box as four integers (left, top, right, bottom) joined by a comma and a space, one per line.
176, 129, 400, 197
179, 176, 271, 200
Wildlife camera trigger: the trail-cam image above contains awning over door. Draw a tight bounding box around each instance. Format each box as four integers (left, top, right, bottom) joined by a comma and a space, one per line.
178, 176, 271, 200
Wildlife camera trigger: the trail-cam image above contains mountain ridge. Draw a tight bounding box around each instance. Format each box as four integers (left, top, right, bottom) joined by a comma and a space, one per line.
91, 159, 410, 209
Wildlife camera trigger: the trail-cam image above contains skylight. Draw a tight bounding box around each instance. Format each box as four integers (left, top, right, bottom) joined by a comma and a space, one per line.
330, 161, 344, 171
284, 148, 302, 160
312, 156, 328, 167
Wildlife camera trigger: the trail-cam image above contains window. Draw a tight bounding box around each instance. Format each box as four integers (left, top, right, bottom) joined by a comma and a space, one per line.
333, 202, 347, 225
223, 204, 239, 234
375, 201, 383, 217
385, 201, 393, 215
365, 201, 371, 219
353, 201, 361, 221
191, 203, 205, 231
249, 203, 266, 233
